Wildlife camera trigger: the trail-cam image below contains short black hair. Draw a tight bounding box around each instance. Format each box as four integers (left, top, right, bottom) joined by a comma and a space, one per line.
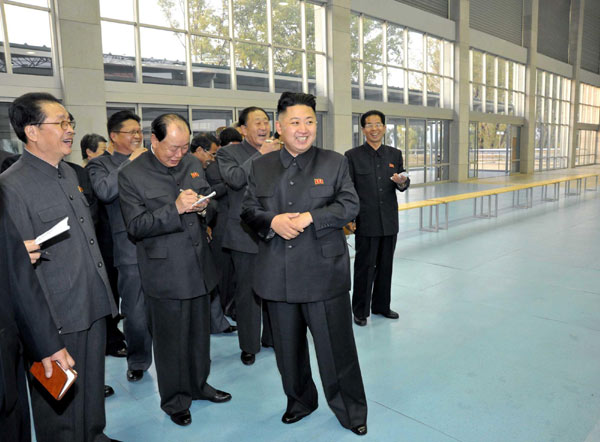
151, 113, 191, 142
9, 92, 62, 143
80, 133, 108, 160
107, 110, 140, 139
218, 127, 243, 146
276, 92, 316, 119
360, 110, 386, 127
190, 132, 218, 153
238, 106, 269, 127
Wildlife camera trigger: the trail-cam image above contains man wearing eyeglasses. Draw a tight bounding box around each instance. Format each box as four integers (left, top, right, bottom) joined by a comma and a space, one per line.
88, 110, 152, 384
345, 110, 410, 327
0, 93, 119, 441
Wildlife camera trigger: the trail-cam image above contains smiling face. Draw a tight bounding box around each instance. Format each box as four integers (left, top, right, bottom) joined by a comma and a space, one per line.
276, 104, 317, 157
151, 121, 190, 168
25, 101, 74, 166
362, 114, 386, 148
111, 119, 142, 155
241, 110, 270, 149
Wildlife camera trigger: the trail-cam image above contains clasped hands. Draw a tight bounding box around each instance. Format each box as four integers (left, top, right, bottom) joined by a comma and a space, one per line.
176, 189, 210, 214
270, 212, 313, 240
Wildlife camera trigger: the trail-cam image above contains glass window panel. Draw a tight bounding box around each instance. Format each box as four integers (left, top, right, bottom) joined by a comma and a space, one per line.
497, 58, 506, 88
351, 59, 360, 99
563, 78, 571, 101
139, 0, 185, 29
191, 109, 233, 134
485, 86, 495, 113
518, 65, 526, 92
387, 24, 404, 67
235, 42, 268, 91
472, 84, 483, 112
427, 75, 440, 107
387, 66, 405, 103
102, 21, 137, 82
0, 102, 22, 154
140, 28, 187, 85
472, 50, 483, 83
497, 89, 506, 114
561, 102, 570, 124
408, 71, 424, 105
350, 13, 360, 59
507, 91, 515, 116
407, 120, 425, 166
553, 75, 560, 98
191, 36, 230, 89
234, 0, 267, 41
5, 5, 52, 76
274, 48, 302, 93
189, 0, 229, 37
536, 96, 544, 122
536, 70, 543, 95
141, 106, 188, 145
272, 0, 301, 47
362, 17, 382, 63
485, 54, 495, 86
407, 31, 423, 70
508, 61, 515, 90
443, 41, 453, 76
545, 74, 552, 96
12, 0, 47, 5
100, 0, 134, 21
426, 36, 441, 74
352, 114, 361, 147
363, 63, 383, 101
443, 77, 453, 108
305, 3, 325, 52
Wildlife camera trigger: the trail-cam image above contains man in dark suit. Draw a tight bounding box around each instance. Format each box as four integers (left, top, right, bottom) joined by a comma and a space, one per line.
88, 111, 152, 383
241, 92, 368, 436
345, 110, 410, 326
217, 107, 277, 365
0, 92, 119, 441
0, 198, 73, 442
118, 113, 231, 427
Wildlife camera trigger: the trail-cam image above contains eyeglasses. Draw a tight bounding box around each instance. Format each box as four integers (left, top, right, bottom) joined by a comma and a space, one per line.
116, 129, 142, 136
36, 120, 76, 130
364, 123, 384, 129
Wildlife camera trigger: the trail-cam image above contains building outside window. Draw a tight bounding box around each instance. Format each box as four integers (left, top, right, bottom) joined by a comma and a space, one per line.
100, 0, 327, 96
535, 70, 571, 171
350, 12, 453, 108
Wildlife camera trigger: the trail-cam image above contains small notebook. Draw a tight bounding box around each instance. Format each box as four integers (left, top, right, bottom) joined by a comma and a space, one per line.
29, 360, 77, 400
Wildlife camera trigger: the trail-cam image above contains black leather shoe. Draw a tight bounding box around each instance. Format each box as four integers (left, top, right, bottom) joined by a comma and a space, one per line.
208, 390, 232, 403
104, 385, 115, 398
261, 342, 273, 348
223, 325, 237, 333
373, 310, 399, 319
281, 409, 314, 424
353, 316, 367, 326
241, 351, 255, 365
170, 410, 192, 426
106, 345, 127, 358
350, 424, 367, 435
109, 439, 123, 442
126, 369, 143, 382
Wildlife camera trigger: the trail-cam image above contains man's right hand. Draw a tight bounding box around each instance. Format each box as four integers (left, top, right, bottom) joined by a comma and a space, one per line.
175, 189, 201, 214
129, 147, 147, 161
41, 348, 75, 378
271, 213, 303, 239
24, 240, 41, 264
259, 138, 283, 155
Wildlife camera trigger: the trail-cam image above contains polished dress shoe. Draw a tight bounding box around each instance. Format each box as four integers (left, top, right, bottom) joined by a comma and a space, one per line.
373, 309, 399, 319
170, 410, 192, 426
207, 390, 232, 403
281, 409, 314, 424
353, 316, 367, 326
241, 351, 255, 365
106, 345, 127, 358
126, 369, 143, 382
350, 424, 367, 435
223, 325, 237, 333
104, 385, 115, 398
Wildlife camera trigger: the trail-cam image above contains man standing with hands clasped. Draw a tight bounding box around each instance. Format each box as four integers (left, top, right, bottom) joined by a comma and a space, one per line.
345, 110, 410, 327
242, 92, 368, 436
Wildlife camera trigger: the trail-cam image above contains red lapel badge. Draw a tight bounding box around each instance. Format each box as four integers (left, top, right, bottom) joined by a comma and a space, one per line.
191, 172, 199, 179
389, 163, 395, 168
314, 178, 324, 185
78, 186, 84, 193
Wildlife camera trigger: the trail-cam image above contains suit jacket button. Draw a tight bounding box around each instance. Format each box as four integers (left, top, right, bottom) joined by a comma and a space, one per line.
80, 217, 84, 223
194, 242, 199, 246
287, 245, 293, 249
90, 239, 95, 245
69, 195, 74, 200
288, 201, 293, 206
98, 262, 103, 268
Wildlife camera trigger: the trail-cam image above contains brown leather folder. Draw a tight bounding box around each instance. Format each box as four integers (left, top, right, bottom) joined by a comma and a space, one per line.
29, 360, 77, 400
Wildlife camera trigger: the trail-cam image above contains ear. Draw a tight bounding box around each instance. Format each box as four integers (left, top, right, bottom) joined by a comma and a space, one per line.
109, 131, 117, 144
240, 125, 248, 137
275, 120, 282, 135
150, 133, 158, 148
24, 125, 38, 143
86, 148, 94, 158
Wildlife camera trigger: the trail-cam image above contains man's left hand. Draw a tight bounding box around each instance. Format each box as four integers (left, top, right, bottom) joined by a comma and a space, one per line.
391, 173, 407, 184
291, 212, 313, 231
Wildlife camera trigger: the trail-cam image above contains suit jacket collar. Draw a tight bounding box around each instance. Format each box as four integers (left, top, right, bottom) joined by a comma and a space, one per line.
360, 142, 386, 157
148, 149, 184, 173
241, 139, 260, 157
280, 145, 315, 170
112, 151, 129, 164
21, 149, 65, 179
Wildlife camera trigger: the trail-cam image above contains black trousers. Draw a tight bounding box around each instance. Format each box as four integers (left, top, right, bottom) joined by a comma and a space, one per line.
104, 255, 125, 351
147, 295, 216, 416
117, 264, 152, 371
230, 251, 272, 354
0, 356, 30, 442
352, 234, 397, 319
267, 294, 367, 429
209, 233, 235, 317
210, 290, 231, 334
28, 318, 109, 442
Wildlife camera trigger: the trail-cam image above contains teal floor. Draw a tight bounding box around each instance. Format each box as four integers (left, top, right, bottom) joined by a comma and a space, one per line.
100, 177, 600, 442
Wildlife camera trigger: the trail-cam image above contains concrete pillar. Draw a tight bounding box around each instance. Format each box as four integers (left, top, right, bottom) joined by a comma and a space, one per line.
325, 0, 352, 153
521, 0, 539, 174
449, 0, 469, 181
568, 0, 585, 168
53, 0, 107, 165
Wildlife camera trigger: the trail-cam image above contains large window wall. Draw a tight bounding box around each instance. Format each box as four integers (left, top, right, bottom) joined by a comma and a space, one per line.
100, 0, 327, 95
576, 84, 600, 166
579, 83, 600, 125
470, 49, 525, 116
575, 130, 598, 166
535, 70, 571, 171
468, 122, 520, 178
350, 12, 453, 108
0, 0, 54, 76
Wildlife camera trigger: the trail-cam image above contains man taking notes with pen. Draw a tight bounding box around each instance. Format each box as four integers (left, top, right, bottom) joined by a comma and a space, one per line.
118, 113, 231, 427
